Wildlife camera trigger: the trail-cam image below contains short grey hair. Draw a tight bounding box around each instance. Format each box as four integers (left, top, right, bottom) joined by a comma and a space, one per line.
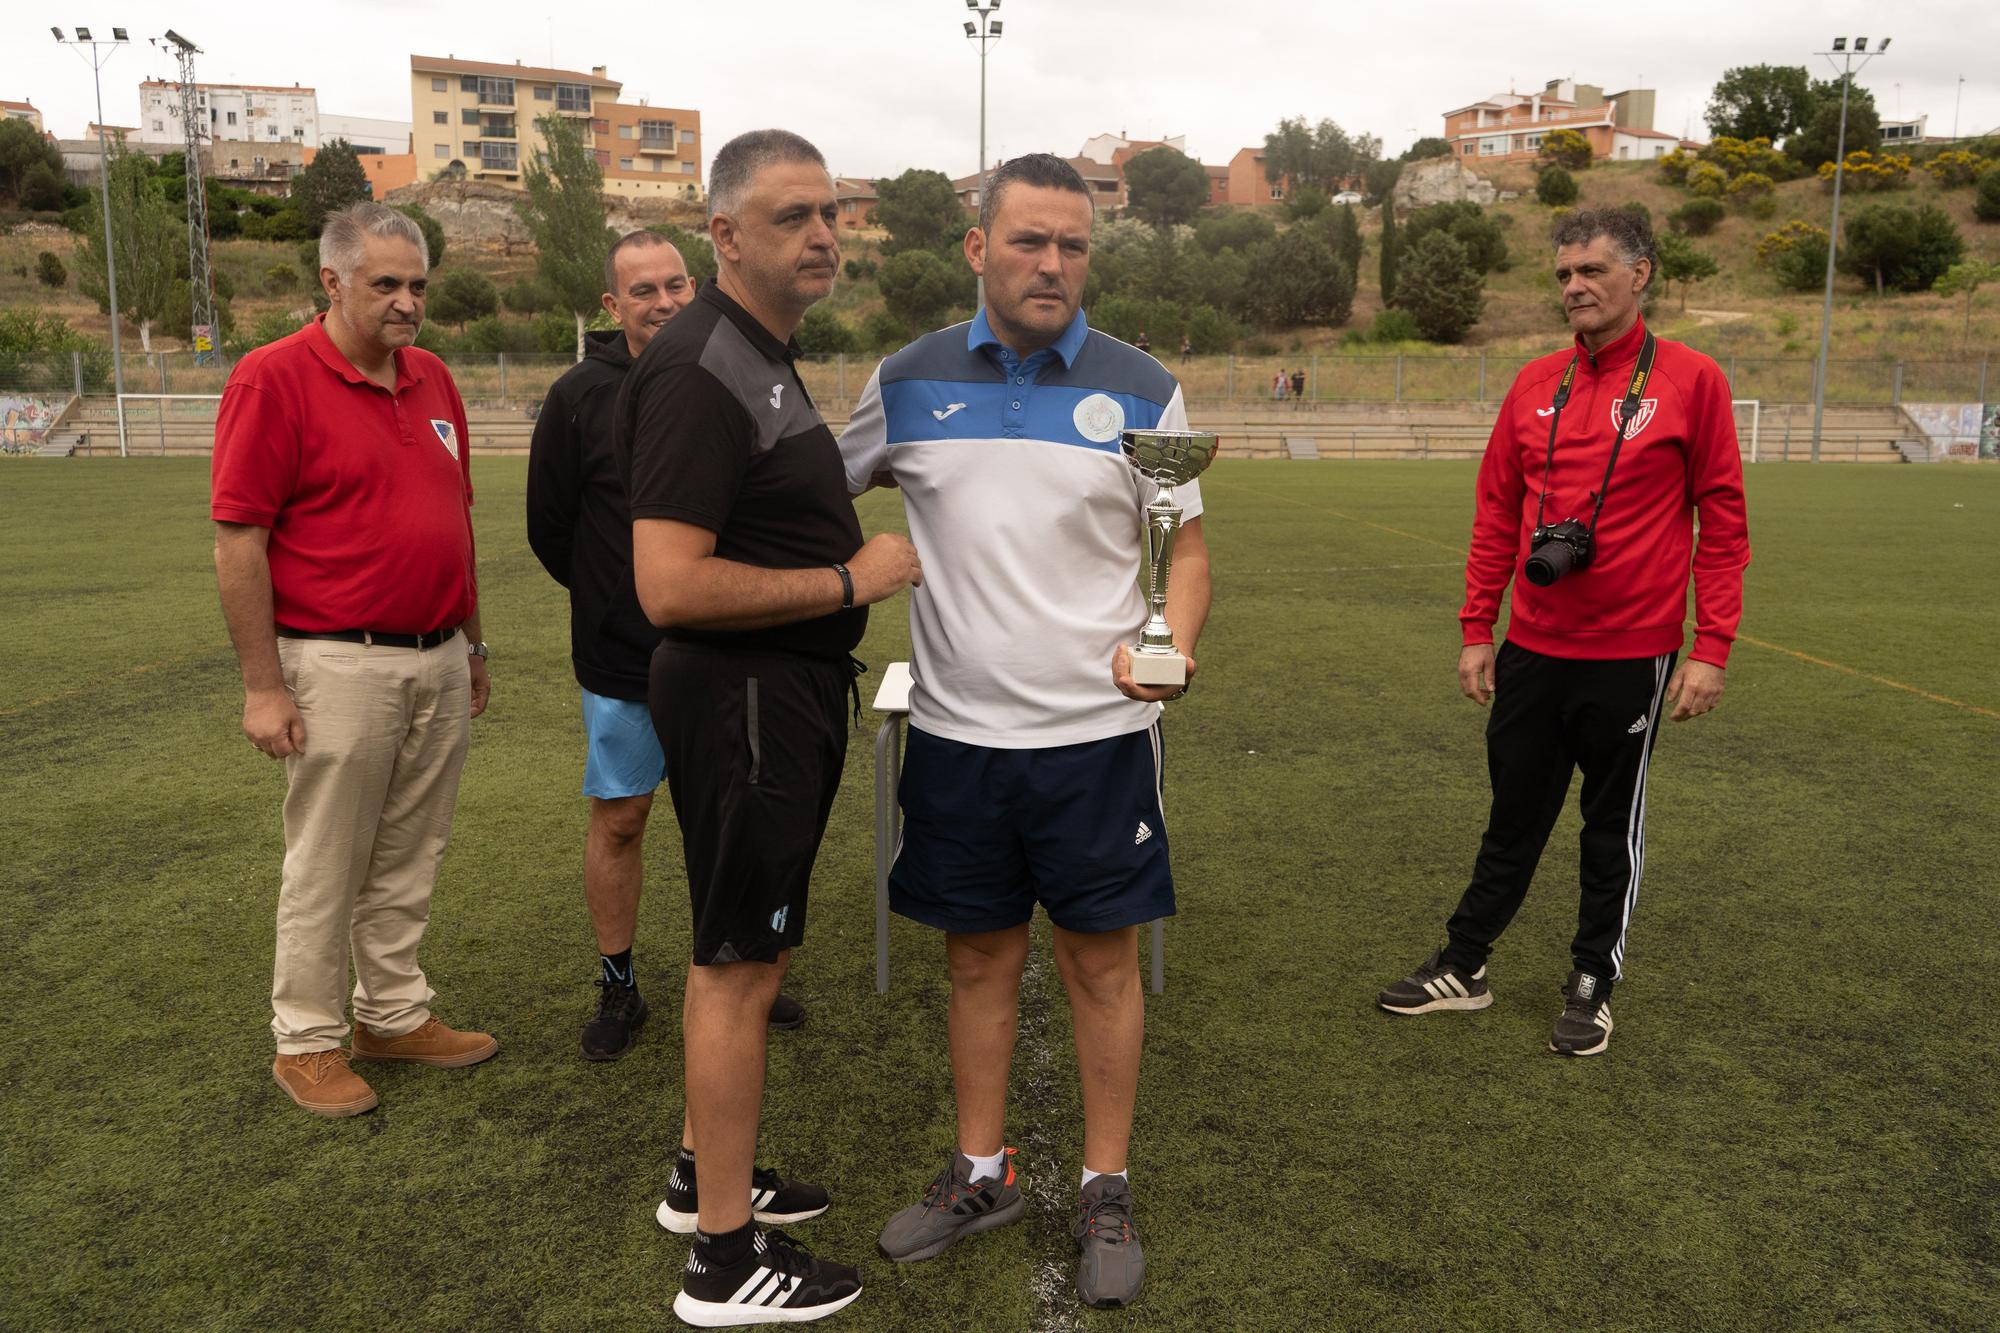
707, 129, 826, 222
318, 202, 430, 280
1551, 206, 1657, 284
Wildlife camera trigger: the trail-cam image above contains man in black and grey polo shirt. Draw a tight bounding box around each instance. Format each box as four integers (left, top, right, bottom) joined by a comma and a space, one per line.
616, 128, 922, 1327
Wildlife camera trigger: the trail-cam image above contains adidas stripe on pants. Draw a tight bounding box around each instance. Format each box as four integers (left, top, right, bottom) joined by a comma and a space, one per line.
1442, 641, 1675, 983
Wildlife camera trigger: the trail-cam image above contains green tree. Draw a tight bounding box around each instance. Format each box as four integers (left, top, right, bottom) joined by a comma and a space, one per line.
35, 251, 66, 288
1404, 201, 1508, 274
392, 203, 447, 268
1402, 137, 1452, 162
1669, 198, 1726, 236
1393, 230, 1483, 342
1195, 210, 1276, 256
1789, 78, 1880, 170
264, 263, 298, 294
1656, 232, 1719, 311
21, 161, 67, 211
501, 278, 556, 314
1123, 147, 1209, 228
0, 117, 62, 201
75, 151, 180, 353
427, 269, 498, 328
878, 249, 972, 338
1379, 203, 1399, 306
795, 305, 858, 355
1536, 166, 1579, 207
1539, 129, 1594, 171
1705, 65, 1815, 144
1840, 203, 1965, 294
1262, 115, 1381, 196
292, 138, 372, 235
517, 112, 614, 357
1975, 167, 2000, 223
1932, 260, 2000, 339
1322, 203, 1363, 278
1243, 227, 1354, 326
873, 169, 968, 256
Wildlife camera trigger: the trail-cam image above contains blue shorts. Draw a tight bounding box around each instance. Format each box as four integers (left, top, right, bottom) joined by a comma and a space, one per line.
890, 722, 1175, 935
581, 688, 666, 799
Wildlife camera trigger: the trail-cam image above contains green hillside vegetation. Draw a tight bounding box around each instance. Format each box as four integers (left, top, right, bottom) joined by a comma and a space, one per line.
4, 151, 1997, 369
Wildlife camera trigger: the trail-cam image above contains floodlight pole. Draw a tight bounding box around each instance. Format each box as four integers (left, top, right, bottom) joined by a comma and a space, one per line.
59, 27, 130, 408
964, 0, 1002, 308
1810, 39, 1886, 463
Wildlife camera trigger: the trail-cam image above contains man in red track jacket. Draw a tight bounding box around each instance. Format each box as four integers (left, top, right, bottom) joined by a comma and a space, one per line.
1377, 208, 1750, 1057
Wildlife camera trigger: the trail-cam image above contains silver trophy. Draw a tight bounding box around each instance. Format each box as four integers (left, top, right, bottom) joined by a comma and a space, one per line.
1120, 428, 1218, 687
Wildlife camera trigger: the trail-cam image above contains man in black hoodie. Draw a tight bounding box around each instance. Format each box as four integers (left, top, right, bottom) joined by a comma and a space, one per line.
528, 230, 803, 1060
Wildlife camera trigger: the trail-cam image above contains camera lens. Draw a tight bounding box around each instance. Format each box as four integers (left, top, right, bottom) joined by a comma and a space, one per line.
1525, 539, 1574, 587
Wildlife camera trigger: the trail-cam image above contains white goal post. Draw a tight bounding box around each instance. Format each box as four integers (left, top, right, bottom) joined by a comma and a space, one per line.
116, 393, 222, 457
1733, 399, 1761, 463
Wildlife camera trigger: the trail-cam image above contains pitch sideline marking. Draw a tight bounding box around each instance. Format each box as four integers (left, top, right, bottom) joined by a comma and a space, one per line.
1209, 478, 1999, 722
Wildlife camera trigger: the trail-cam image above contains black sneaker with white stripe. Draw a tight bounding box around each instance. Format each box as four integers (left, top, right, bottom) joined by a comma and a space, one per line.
657, 1154, 830, 1234
1549, 969, 1614, 1056
672, 1229, 861, 1327
1377, 950, 1494, 1015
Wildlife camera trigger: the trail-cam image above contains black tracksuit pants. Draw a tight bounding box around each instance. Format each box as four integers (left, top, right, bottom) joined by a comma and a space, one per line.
1440, 640, 1675, 986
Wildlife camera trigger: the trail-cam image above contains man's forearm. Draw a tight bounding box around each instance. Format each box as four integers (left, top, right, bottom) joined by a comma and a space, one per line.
1163, 552, 1212, 658
214, 533, 282, 692
640, 555, 844, 632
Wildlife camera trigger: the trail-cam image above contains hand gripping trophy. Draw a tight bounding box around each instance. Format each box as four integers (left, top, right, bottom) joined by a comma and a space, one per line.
1119, 429, 1218, 687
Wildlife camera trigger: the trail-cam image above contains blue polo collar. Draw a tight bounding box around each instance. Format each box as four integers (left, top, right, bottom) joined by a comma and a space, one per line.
967, 306, 1089, 369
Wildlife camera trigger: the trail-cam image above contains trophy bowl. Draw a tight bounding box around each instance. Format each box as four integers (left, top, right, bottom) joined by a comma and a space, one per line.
1119, 429, 1219, 490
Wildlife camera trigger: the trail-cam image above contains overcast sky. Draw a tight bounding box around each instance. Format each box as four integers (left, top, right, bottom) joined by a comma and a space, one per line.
8, 1, 1997, 179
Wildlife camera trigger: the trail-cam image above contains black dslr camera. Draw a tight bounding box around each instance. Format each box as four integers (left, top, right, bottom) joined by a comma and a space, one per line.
1524, 518, 1593, 586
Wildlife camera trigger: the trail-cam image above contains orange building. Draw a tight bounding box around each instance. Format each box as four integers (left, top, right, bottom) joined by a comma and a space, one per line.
359, 153, 418, 195
833, 177, 878, 229
593, 98, 703, 201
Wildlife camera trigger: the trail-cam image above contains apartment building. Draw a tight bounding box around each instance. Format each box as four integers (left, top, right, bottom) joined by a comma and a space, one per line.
1443, 78, 1672, 163
321, 112, 412, 156
2, 99, 42, 131
833, 177, 878, 229
409, 55, 701, 199
136, 80, 317, 147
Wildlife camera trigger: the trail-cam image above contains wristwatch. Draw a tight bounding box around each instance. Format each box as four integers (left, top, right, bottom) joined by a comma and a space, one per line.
467, 641, 490, 660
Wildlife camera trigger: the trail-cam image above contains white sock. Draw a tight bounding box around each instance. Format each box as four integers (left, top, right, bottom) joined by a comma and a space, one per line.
1081, 1167, 1127, 1189
962, 1149, 1006, 1183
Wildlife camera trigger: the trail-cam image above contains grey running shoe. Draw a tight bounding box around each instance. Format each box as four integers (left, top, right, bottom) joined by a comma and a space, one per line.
1377, 950, 1493, 1015
1074, 1175, 1145, 1308
877, 1150, 1024, 1263
1549, 969, 1614, 1056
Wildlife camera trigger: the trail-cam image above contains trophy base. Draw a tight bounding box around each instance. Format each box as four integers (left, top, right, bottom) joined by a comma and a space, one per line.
1128, 649, 1186, 687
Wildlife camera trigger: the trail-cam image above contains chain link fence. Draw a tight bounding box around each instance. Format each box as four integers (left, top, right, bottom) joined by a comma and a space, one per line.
3, 349, 1993, 412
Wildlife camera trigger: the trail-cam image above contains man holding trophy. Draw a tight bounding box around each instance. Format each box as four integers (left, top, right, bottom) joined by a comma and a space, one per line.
839, 153, 1212, 1309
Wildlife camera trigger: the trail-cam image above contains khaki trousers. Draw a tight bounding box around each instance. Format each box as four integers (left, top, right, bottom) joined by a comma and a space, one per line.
271, 632, 470, 1054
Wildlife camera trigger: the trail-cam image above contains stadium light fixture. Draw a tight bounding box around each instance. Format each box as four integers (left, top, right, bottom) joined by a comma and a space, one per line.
962, 0, 1007, 306
56, 22, 132, 417
1808, 34, 1891, 462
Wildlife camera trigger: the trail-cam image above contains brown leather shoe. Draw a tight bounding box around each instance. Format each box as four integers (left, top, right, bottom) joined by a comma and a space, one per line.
272, 1049, 379, 1117
352, 1015, 499, 1068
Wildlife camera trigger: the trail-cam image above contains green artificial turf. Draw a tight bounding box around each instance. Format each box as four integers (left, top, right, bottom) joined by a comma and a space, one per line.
2, 459, 1996, 1331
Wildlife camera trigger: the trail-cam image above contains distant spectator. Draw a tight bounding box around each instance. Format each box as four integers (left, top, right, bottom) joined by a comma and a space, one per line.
1180, 335, 1192, 364
1272, 369, 1288, 401
1134, 328, 1151, 355
1290, 367, 1307, 407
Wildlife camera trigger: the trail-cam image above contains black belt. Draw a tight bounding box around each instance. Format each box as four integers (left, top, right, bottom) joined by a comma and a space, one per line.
276, 624, 461, 650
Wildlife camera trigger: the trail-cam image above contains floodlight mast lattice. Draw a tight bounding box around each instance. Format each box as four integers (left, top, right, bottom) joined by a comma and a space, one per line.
55, 25, 130, 404
1809, 35, 1890, 463
965, 0, 1003, 306
154, 29, 219, 364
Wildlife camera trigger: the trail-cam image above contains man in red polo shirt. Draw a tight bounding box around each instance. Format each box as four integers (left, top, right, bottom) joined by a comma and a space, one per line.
212, 202, 497, 1118
1377, 207, 1750, 1057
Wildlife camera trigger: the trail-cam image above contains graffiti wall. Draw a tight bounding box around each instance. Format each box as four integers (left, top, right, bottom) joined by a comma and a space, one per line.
1, 395, 66, 454
1904, 402, 1999, 461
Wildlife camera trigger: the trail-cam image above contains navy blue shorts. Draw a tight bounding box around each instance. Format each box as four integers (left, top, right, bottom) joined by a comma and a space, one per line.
890, 722, 1176, 935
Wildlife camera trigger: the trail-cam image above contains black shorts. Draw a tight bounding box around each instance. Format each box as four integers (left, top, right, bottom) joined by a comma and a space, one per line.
650, 644, 850, 965
889, 722, 1176, 935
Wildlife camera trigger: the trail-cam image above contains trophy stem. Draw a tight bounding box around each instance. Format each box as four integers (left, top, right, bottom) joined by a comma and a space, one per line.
1138, 487, 1181, 653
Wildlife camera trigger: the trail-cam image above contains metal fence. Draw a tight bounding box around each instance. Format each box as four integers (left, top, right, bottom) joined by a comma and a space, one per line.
2, 349, 1993, 410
